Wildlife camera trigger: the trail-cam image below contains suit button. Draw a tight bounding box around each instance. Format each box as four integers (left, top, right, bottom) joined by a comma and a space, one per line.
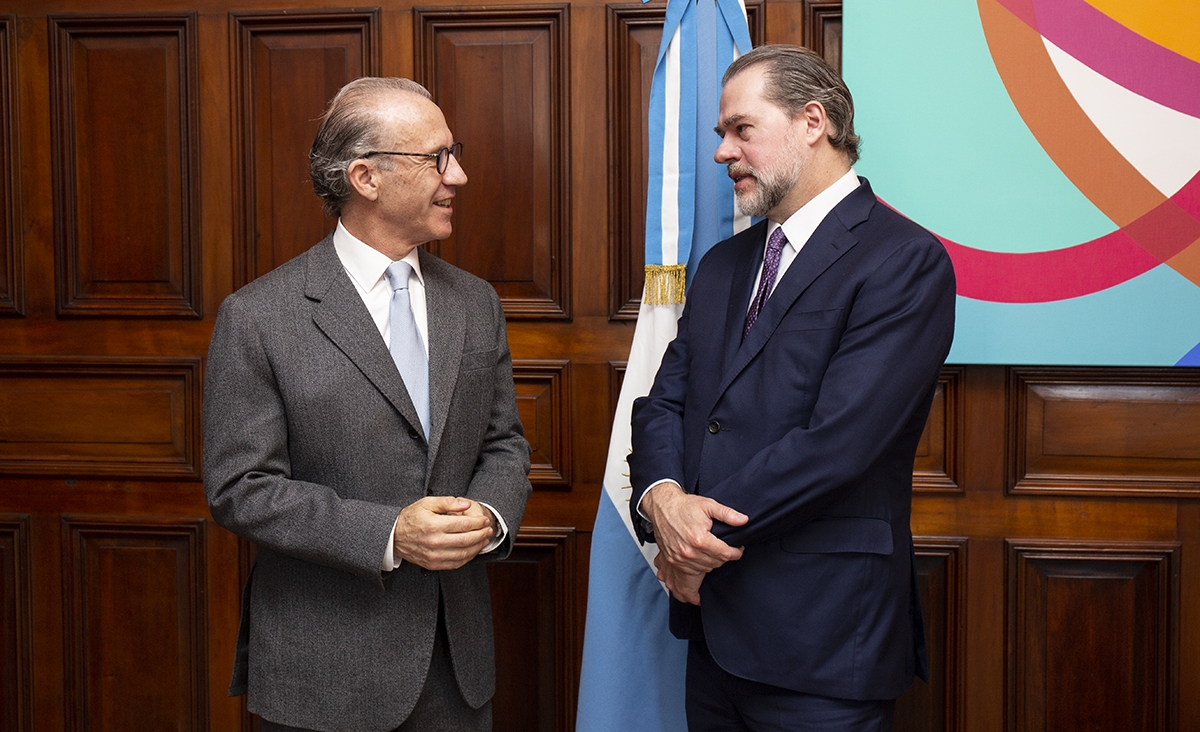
408, 429, 420, 439
707, 420, 720, 434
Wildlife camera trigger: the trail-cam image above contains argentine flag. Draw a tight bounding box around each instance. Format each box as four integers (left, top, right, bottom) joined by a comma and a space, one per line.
575, 0, 752, 728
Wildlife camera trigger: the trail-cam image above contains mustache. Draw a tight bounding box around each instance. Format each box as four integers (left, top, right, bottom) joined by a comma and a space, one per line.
727, 164, 757, 180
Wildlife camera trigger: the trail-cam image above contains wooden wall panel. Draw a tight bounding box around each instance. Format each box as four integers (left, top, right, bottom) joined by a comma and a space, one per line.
0, 15, 20, 317
230, 9, 379, 288
415, 6, 571, 320
1006, 540, 1179, 732
915, 367, 964, 494
0, 515, 31, 732
514, 359, 572, 489
897, 537, 967, 732
1010, 368, 1200, 497
0, 358, 201, 477
605, 1, 764, 320
63, 517, 207, 732
488, 527, 577, 732
802, 0, 842, 72
48, 14, 201, 318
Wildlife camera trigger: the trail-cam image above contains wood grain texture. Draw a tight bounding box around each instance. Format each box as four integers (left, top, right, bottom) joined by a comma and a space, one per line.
1006, 539, 1179, 732
0, 515, 31, 732
49, 13, 201, 318
0, 357, 201, 477
514, 359, 572, 488
488, 526, 577, 732
0, 15, 20, 317
914, 367, 964, 494
62, 516, 208, 732
415, 5, 571, 320
1010, 368, 1200, 496
230, 9, 379, 288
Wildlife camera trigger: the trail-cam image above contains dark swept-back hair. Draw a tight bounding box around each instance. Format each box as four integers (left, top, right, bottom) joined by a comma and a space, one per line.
722, 44, 860, 164
308, 77, 432, 218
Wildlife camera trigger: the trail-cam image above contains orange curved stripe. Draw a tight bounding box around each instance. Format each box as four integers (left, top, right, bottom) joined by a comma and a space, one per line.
981, 0, 1165, 225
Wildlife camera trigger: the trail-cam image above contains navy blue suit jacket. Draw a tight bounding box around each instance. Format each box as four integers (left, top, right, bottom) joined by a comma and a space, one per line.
628, 178, 955, 701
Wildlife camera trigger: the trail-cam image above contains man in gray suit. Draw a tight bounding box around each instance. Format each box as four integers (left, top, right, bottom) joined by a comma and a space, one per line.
203, 77, 532, 732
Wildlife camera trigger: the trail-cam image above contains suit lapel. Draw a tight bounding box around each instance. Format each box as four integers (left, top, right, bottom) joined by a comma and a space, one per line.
305, 238, 427, 439
716, 181, 876, 398
420, 250, 465, 464
721, 221, 767, 376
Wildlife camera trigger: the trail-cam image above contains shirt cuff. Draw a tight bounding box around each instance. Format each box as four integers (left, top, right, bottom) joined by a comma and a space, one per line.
637, 478, 680, 520
478, 501, 508, 553
383, 515, 401, 571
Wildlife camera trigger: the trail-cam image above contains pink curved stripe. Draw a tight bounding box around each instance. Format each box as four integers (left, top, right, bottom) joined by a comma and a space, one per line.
996, 0, 1200, 118
937, 228, 1162, 303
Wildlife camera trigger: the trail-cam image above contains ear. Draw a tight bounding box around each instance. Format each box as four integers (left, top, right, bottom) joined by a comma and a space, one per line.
346, 158, 381, 202
801, 101, 829, 145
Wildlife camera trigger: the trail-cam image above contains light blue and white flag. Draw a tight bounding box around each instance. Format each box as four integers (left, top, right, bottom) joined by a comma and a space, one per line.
576, 1, 751, 729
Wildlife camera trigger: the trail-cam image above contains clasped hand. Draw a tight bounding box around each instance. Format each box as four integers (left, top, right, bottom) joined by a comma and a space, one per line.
643, 482, 747, 605
393, 496, 495, 571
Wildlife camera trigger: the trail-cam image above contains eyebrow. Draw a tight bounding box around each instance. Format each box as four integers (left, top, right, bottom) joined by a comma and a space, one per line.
715, 113, 748, 136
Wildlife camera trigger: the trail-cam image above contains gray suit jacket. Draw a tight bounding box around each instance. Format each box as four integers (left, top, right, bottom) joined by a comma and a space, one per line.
203, 236, 532, 731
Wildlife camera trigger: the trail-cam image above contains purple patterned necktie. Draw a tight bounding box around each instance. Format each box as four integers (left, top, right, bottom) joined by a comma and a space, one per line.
743, 227, 788, 340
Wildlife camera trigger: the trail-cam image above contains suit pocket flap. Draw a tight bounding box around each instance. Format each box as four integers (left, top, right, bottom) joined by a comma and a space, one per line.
779, 516, 894, 555
777, 307, 842, 332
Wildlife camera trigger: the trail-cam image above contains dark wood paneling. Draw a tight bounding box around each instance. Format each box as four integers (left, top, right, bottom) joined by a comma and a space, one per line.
605, 1, 764, 320
514, 359, 572, 489
802, 0, 842, 72
1006, 539, 1178, 732
1010, 368, 1200, 497
488, 526, 576, 732
897, 537, 967, 732
63, 516, 208, 732
0, 357, 202, 477
608, 360, 626, 419
415, 5, 571, 320
230, 9, 379, 288
49, 14, 201, 318
915, 367, 964, 494
0, 15, 20, 317
0, 515, 31, 732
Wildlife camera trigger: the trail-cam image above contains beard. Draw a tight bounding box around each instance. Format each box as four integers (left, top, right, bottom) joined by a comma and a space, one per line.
729, 157, 803, 219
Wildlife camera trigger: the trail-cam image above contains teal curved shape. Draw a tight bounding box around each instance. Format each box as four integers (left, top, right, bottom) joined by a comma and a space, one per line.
844, 0, 1117, 254
947, 266, 1200, 364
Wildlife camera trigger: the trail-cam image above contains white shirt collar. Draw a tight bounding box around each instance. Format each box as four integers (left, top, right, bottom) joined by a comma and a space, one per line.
769, 168, 861, 253
332, 220, 424, 291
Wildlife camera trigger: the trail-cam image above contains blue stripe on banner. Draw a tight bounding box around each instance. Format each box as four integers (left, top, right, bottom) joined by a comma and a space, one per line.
645, 51, 667, 266
576, 494, 688, 732
689, 0, 719, 285
676, 5, 699, 269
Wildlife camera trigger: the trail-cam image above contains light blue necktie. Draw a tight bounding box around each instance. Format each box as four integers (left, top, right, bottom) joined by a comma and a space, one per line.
385, 260, 429, 438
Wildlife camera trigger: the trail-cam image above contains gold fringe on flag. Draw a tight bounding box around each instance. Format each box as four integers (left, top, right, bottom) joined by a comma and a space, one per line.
642, 264, 687, 305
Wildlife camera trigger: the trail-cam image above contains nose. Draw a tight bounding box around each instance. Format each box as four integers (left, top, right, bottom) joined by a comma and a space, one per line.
443, 151, 468, 185
714, 133, 738, 165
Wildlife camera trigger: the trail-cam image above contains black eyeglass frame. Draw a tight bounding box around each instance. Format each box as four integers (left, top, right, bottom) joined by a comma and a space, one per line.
362, 142, 463, 174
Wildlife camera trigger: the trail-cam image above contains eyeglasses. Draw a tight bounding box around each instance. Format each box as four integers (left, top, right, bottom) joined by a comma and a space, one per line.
362, 142, 463, 174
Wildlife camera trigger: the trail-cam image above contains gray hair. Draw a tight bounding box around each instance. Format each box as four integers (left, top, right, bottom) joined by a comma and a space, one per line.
722, 45, 860, 164
309, 77, 433, 217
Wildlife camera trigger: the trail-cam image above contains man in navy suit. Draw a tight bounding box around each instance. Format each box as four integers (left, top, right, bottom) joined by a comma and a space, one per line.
628, 45, 956, 731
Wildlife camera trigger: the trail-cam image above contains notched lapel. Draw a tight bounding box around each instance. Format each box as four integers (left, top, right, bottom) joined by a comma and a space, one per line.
304, 241, 427, 438
718, 205, 865, 398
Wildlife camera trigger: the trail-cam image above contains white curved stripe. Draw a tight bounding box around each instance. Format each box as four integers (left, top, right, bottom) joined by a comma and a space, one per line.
1044, 37, 1200, 198
661, 29, 682, 266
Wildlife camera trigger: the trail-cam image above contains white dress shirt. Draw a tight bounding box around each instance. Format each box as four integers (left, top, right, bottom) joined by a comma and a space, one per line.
638, 169, 861, 517
332, 221, 507, 570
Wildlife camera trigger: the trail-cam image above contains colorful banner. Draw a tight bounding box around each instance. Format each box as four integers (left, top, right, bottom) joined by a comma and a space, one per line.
846, 0, 1200, 365
575, 1, 751, 730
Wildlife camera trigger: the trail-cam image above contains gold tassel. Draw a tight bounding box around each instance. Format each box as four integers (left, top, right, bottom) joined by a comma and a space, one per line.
643, 264, 687, 305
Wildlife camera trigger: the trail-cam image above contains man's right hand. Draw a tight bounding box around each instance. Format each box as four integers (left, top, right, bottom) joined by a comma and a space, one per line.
641, 481, 747, 575
393, 496, 494, 570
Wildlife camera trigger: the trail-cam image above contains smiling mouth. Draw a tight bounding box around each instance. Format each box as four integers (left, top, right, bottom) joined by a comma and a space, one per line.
434, 198, 453, 208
